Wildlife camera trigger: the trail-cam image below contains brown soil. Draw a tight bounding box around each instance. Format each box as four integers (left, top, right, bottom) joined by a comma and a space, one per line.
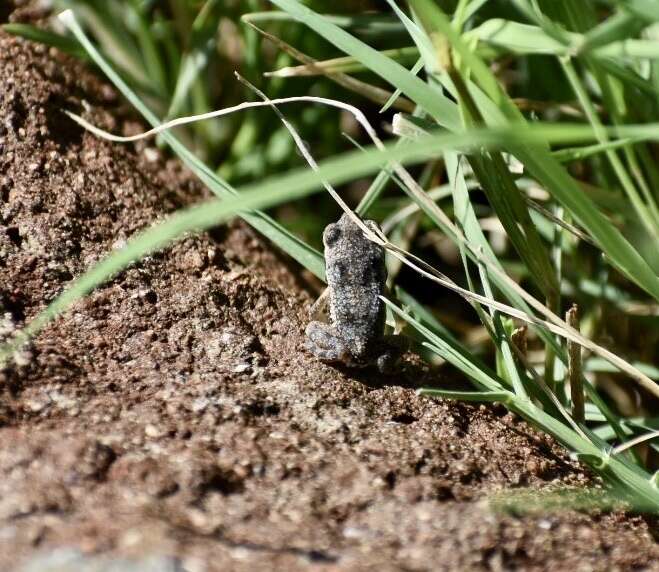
0, 25, 657, 572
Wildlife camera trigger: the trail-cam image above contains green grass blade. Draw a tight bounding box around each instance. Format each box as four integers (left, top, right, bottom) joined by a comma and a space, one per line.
396, 287, 464, 349
518, 145, 659, 302
419, 389, 513, 403
383, 0, 436, 71
586, 357, 659, 380
580, 10, 643, 52
470, 18, 659, 59
476, 250, 529, 399
552, 138, 643, 162
410, 0, 503, 106
2, 23, 87, 57
166, 0, 221, 120
59, 0, 147, 89
619, 0, 659, 22
127, 1, 167, 94
266, 47, 420, 77
380, 57, 424, 114
267, 0, 461, 131
243, 11, 407, 37
470, 19, 568, 54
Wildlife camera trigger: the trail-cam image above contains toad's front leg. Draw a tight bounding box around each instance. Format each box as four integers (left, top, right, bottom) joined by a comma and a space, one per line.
305, 321, 352, 364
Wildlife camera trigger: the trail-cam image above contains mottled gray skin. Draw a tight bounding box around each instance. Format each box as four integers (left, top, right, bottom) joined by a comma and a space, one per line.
305, 213, 407, 373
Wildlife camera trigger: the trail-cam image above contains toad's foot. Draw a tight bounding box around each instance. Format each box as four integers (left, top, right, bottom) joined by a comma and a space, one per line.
305, 321, 352, 364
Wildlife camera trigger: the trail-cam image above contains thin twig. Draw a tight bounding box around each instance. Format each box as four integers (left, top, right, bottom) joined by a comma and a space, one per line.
567, 304, 585, 424
611, 430, 659, 456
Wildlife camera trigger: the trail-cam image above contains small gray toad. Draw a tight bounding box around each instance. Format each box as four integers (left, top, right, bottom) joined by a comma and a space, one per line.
305, 213, 407, 373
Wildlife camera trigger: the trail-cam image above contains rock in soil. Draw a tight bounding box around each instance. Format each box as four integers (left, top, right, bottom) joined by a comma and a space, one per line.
0, 21, 657, 572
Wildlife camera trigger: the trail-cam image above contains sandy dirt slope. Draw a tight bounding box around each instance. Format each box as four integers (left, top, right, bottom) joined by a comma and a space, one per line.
0, 23, 657, 572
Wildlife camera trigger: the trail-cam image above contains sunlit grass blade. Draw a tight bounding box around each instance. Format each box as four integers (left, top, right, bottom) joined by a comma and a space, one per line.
552, 138, 644, 162
470, 18, 659, 59
579, 10, 642, 51
243, 10, 407, 37
476, 246, 529, 399
268, 0, 461, 131
265, 47, 419, 77
411, 0, 504, 106
380, 57, 424, 113
618, 0, 659, 23
383, 0, 436, 71
244, 20, 416, 113
586, 357, 659, 380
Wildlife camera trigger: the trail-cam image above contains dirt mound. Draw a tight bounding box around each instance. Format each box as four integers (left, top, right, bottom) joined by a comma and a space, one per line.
0, 30, 657, 572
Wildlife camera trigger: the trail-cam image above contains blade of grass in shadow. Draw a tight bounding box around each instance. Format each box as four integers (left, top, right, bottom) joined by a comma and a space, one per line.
58, 0, 148, 92
2, 23, 87, 57
166, 0, 221, 120
396, 287, 464, 349
418, 389, 514, 403
552, 138, 644, 162
126, 1, 167, 96
382, 298, 505, 392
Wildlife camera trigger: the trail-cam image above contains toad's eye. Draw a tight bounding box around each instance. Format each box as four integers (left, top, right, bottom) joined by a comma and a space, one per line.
324, 225, 341, 247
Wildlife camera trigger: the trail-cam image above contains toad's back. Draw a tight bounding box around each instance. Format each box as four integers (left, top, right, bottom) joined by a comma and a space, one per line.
324, 214, 387, 353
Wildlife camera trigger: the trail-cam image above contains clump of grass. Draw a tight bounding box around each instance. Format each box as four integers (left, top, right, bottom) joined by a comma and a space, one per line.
4, 1, 659, 512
